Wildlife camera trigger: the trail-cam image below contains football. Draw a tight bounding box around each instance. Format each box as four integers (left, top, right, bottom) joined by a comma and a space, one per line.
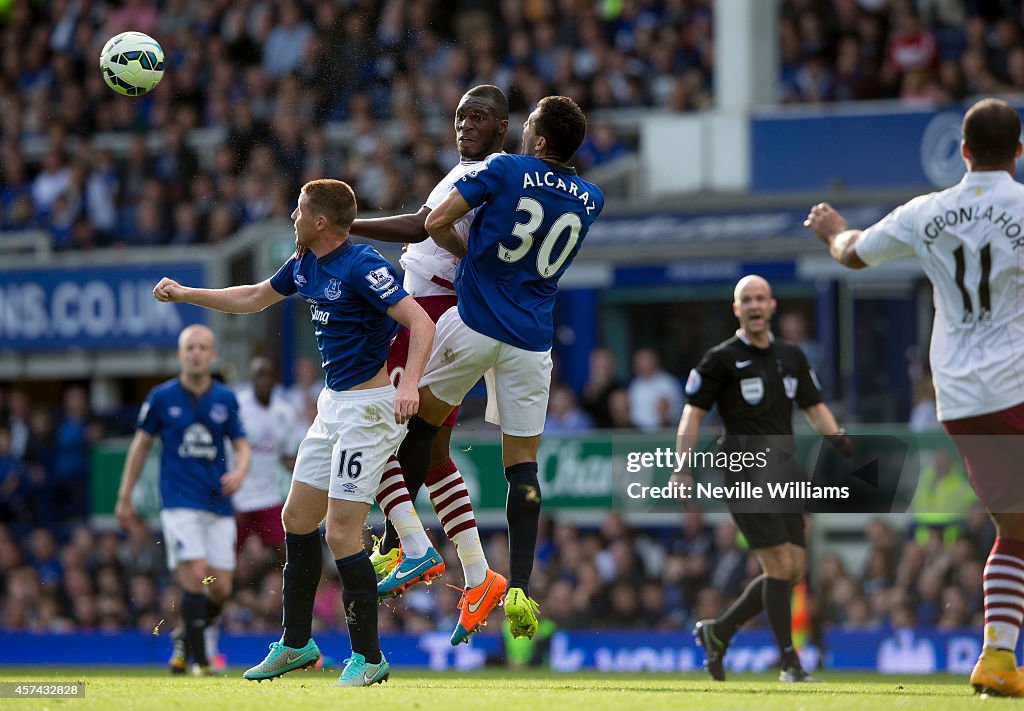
99, 31, 164, 96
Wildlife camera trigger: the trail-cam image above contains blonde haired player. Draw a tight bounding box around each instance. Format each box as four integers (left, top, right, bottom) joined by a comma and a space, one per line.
152, 179, 436, 687
115, 325, 250, 676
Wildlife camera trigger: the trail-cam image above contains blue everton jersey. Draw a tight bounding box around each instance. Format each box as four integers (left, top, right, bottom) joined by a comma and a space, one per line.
137, 378, 245, 516
454, 153, 604, 351
270, 241, 408, 391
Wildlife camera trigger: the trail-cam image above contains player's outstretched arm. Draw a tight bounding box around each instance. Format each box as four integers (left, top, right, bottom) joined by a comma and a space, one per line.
115, 429, 153, 530
386, 296, 436, 424
804, 203, 868, 269
221, 437, 251, 495
153, 277, 286, 314
351, 206, 432, 244
424, 188, 472, 259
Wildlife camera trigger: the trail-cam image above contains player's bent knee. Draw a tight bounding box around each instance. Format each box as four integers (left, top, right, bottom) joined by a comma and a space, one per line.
281, 504, 318, 535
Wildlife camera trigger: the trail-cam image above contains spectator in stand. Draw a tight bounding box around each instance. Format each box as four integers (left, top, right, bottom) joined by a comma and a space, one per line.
6, 390, 30, 461
581, 347, 625, 428
0, 425, 24, 523
576, 123, 630, 170
51, 386, 95, 524
628, 348, 683, 432
884, 7, 940, 95
908, 378, 939, 432
23, 406, 56, 526
545, 384, 595, 433
912, 448, 977, 545
285, 356, 322, 427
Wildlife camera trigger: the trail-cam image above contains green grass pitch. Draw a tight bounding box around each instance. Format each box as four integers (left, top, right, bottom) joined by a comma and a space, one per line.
0, 667, 998, 710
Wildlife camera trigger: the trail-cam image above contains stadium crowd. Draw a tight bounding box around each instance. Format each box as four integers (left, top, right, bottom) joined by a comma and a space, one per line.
0, 0, 705, 247
779, 0, 1024, 104
0, 507, 993, 645
0, 347, 980, 649
8, 0, 1023, 251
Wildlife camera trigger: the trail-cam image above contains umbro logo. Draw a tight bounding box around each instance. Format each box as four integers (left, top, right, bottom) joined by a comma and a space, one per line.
295, 275, 307, 285
735, 360, 752, 368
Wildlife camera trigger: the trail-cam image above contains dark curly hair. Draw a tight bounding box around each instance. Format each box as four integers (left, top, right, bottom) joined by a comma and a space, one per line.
534, 96, 587, 163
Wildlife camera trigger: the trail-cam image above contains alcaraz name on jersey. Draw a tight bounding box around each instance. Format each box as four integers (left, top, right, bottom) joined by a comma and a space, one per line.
269, 241, 409, 391
138, 378, 245, 516
453, 153, 604, 351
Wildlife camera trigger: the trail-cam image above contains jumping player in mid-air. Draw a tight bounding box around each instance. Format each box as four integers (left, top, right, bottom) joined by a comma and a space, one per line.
350, 84, 510, 645
378, 95, 603, 639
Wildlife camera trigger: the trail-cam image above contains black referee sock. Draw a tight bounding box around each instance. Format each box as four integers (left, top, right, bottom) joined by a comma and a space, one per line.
505, 462, 542, 596
336, 551, 381, 664
715, 574, 765, 643
763, 577, 800, 668
282, 529, 323, 649
385, 417, 439, 553
182, 591, 209, 667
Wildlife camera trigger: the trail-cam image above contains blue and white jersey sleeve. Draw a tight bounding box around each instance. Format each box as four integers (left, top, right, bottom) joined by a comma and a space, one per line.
269, 258, 298, 296
137, 390, 161, 436
350, 250, 408, 314
454, 154, 508, 209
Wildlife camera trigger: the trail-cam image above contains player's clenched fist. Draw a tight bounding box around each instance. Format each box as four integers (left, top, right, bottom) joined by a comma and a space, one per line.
153, 277, 187, 302
803, 202, 848, 242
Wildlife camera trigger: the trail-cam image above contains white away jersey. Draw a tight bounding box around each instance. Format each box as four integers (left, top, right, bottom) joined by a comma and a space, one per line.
855, 170, 1024, 420
231, 387, 303, 513
399, 154, 500, 297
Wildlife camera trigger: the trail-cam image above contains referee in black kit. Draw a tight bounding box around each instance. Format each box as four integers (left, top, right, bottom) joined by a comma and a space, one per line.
674, 275, 850, 684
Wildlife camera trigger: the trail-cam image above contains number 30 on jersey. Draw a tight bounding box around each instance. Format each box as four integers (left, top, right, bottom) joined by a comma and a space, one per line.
499, 197, 582, 278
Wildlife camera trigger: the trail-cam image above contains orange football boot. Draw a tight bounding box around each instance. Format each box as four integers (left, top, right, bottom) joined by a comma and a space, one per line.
450, 569, 508, 645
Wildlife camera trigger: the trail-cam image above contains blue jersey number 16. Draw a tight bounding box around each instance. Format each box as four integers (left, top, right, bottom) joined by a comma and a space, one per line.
498, 197, 582, 278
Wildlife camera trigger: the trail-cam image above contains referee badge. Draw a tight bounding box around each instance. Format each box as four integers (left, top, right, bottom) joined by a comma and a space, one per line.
740, 377, 764, 405
783, 376, 798, 399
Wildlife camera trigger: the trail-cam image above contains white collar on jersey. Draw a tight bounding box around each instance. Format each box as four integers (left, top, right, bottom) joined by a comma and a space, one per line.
961, 170, 1014, 184
736, 329, 775, 346
459, 151, 504, 166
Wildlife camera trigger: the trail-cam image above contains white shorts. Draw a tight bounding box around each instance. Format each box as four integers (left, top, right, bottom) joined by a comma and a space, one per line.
160, 508, 237, 571
293, 385, 407, 503
420, 307, 553, 437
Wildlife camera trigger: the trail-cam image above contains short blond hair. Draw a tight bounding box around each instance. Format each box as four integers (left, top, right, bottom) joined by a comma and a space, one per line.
178, 324, 215, 351
301, 179, 357, 230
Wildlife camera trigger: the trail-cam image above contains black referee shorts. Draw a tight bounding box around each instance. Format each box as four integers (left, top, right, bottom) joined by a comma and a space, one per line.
729, 510, 806, 550
725, 458, 806, 549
